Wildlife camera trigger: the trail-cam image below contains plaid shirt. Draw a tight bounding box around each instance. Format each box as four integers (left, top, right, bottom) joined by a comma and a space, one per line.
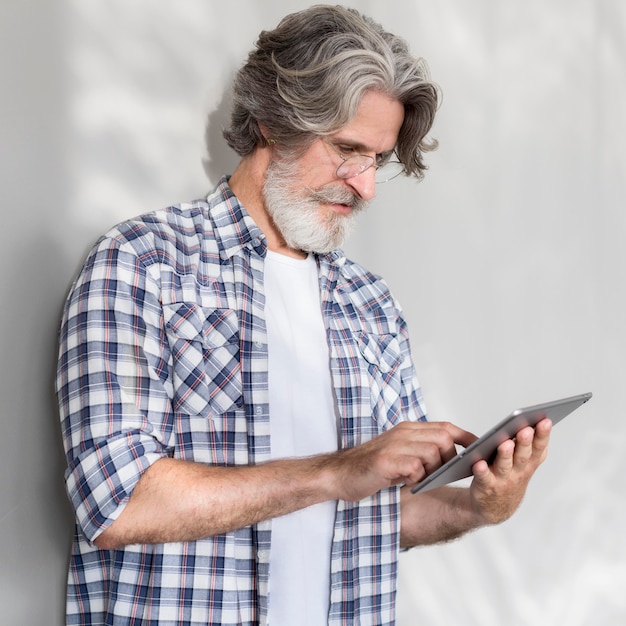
56, 177, 427, 626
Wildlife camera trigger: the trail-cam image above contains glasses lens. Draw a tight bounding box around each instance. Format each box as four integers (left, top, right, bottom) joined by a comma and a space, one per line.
336, 155, 375, 179
375, 161, 404, 184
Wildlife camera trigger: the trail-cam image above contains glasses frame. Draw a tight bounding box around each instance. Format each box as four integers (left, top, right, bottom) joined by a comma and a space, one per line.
323, 138, 404, 184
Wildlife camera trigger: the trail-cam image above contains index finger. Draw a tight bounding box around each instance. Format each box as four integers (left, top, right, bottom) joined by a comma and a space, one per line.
441, 421, 479, 449
423, 421, 479, 464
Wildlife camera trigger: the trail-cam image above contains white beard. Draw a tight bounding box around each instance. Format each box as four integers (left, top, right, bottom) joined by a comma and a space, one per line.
262, 156, 367, 254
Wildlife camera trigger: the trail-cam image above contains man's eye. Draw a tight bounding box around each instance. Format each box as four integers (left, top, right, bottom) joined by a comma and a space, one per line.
337, 145, 358, 156
376, 153, 392, 167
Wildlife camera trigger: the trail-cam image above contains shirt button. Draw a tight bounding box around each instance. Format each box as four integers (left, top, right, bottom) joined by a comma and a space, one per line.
254, 340, 263, 349
255, 406, 263, 415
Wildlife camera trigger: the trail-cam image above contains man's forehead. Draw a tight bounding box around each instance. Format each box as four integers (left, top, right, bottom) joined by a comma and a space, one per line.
328, 92, 404, 153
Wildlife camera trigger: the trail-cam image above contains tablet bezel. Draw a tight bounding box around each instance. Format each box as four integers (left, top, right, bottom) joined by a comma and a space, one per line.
410, 392, 592, 494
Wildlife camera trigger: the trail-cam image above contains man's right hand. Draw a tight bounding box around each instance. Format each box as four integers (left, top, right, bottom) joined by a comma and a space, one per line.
325, 421, 477, 502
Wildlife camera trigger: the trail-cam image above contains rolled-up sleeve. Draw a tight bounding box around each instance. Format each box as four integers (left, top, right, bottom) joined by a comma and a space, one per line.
56, 235, 173, 544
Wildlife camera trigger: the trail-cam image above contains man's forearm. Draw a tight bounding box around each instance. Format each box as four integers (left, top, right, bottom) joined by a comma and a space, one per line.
94, 455, 338, 549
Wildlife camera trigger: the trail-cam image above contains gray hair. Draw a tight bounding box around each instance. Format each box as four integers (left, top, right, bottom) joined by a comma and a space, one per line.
222, 5, 440, 180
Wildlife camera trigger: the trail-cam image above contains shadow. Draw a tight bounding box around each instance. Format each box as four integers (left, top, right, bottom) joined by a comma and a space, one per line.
202, 76, 242, 182
47, 307, 75, 621
0, 235, 76, 625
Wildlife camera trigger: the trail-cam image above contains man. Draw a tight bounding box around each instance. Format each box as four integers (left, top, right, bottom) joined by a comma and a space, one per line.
56, 5, 551, 625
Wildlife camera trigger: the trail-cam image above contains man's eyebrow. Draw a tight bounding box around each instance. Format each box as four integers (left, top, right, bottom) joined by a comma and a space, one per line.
330, 137, 394, 156
328, 136, 367, 150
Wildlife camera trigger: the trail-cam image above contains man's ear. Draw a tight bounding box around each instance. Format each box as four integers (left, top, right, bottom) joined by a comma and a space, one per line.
258, 123, 275, 146
258, 122, 269, 137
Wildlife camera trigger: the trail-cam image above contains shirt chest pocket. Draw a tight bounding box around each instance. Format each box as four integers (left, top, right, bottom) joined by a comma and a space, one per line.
163, 303, 243, 416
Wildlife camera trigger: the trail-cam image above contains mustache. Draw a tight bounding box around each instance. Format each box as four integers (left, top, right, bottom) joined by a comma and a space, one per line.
309, 186, 367, 212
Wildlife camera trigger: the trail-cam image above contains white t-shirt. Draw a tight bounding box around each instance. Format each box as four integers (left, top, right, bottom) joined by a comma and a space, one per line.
264, 250, 339, 625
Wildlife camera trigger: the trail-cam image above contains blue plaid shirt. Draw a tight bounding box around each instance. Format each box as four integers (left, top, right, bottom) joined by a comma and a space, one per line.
56, 177, 427, 626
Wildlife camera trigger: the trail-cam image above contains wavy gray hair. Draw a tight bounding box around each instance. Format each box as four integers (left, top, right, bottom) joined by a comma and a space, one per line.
222, 5, 440, 180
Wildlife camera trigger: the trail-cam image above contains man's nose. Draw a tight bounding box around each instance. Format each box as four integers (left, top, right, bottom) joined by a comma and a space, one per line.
344, 167, 377, 201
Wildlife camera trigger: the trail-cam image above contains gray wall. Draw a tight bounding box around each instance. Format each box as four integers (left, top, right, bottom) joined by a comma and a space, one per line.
1, 1, 624, 624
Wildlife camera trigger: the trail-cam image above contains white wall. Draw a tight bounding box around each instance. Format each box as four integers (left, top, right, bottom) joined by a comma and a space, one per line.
1, 1, 624, 624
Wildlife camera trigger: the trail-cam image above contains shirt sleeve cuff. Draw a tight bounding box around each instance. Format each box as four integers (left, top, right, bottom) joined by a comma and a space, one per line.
65, 430, 168, 544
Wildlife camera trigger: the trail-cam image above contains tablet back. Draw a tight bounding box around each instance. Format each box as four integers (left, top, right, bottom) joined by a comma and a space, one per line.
411, 392, 592, 494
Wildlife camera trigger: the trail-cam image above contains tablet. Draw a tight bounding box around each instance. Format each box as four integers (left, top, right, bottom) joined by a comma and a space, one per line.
410, 392, 592, 494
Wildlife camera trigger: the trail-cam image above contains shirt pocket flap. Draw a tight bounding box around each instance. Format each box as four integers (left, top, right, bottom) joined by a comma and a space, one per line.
164, 303, 239, 348
356, 331, 402, 374
163, 302, 205, 342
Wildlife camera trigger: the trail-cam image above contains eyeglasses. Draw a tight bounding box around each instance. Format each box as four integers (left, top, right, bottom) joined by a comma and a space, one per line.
323, 138, 404, 184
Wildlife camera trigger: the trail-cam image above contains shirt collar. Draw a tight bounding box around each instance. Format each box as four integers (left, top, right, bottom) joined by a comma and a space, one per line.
206, 176, 268, 261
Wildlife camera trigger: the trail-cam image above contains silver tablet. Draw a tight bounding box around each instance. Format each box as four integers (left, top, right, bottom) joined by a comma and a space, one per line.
410, 392, 592, 494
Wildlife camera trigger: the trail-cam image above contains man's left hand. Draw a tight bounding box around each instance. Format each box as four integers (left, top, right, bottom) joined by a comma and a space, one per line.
469, 417, 553, 524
